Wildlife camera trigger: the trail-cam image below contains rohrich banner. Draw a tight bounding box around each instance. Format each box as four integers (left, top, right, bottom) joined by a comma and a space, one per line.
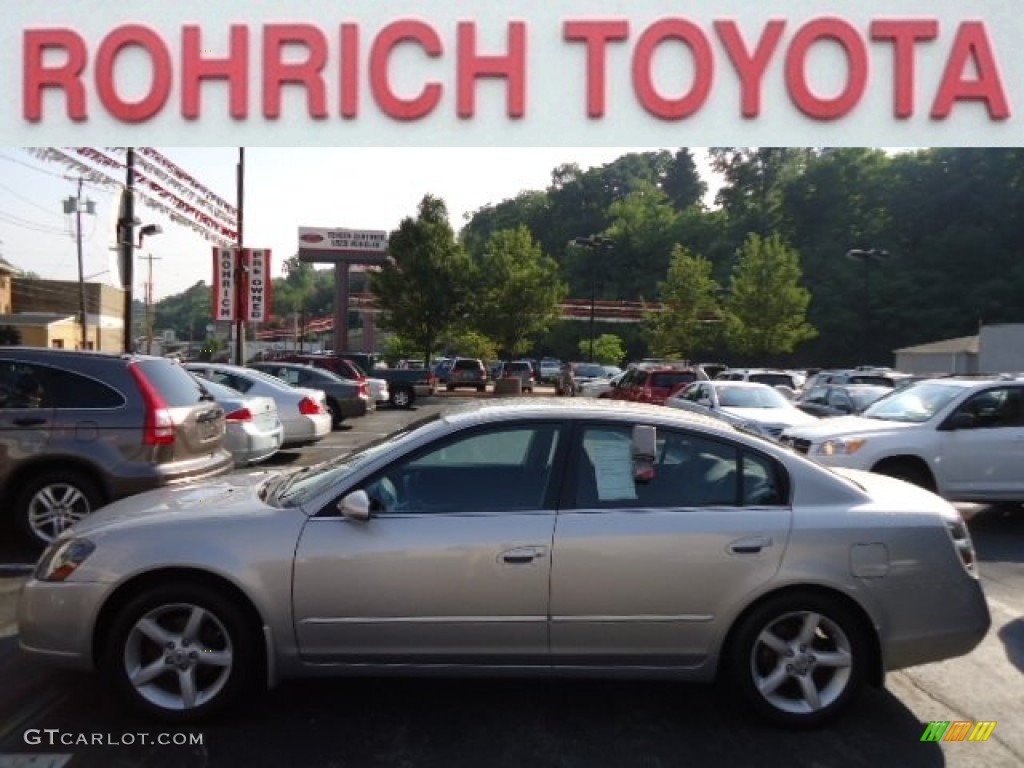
4, 0, 1022, 146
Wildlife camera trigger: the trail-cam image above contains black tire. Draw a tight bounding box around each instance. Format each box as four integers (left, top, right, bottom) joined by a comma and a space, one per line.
326, 399, 344, 429
873, 459, 935, 492
390, 386, 415, 409
729, 592, 868, 727
476, 384, 486, 392
15, 469, 104, 548
445, 384, 455, 392
101, 583, 260, 723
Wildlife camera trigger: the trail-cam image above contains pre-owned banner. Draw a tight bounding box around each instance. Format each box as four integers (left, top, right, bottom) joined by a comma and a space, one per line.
243, 249, 272, 322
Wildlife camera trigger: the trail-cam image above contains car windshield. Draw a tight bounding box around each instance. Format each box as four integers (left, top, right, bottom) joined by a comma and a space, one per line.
848, 387, 891, 409
860, 381, 963, 423
716, 385, 789, 408
269, 413, 443, 507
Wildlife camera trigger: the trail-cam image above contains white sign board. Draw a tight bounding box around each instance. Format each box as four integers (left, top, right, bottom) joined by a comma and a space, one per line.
212, 247, 236, 321
3, 1, 1022, 146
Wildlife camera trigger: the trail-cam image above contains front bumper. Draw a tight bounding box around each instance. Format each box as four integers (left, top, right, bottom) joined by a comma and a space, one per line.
18, 579, 112, 670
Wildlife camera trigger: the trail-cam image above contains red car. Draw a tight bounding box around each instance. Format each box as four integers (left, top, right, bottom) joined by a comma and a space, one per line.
610, 363, 703, 405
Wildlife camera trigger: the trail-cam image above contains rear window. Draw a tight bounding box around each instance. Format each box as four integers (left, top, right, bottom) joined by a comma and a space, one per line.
135, 360, 209, 407
650, 371, 697, 389
455, 360, 481, 370
506, 362, 531, 371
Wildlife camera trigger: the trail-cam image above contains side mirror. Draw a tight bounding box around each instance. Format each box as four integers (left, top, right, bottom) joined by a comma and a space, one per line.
632, 424, 657, 483
940, 412, 977, 431
337, 489, 371, 521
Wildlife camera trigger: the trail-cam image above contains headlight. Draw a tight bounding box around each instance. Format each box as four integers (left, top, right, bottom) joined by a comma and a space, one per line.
817, 438, 866, 456
35, 538, 95, 582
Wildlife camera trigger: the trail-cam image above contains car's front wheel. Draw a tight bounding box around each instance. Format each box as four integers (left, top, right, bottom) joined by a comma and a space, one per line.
102, 584, 260, 723
390, 386, 414, 409
729, 592, 868, 726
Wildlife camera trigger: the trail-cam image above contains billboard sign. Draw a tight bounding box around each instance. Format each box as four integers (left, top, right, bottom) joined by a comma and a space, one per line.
244, 249, 272, 322
298, 227, 388, 264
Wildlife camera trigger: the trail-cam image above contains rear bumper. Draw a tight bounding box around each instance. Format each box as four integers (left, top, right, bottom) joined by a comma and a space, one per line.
107, 449, 235, 499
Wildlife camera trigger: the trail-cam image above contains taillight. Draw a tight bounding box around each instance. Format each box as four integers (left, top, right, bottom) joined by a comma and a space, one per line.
359, 381, 369, 397
298, 397, 323, 415
225, 407, 253, 422
129, 364, 175, 445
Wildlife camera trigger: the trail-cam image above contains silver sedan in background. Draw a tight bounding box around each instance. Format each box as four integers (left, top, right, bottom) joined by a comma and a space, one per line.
17, 400, 989, 727
191, 375, 284, 467
185, 362, 332, 447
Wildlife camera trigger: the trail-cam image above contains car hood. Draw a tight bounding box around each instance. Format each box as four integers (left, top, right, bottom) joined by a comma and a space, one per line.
720, 406, 819, 426
781, 414, 919, 439
67, 470, 285, 537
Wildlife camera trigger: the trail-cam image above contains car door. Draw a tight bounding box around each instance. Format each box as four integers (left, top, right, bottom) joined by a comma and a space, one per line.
938, 385, 1024, 497
0, 360, 56, 462
549, 422, 792, 668
292, 421, 566, 664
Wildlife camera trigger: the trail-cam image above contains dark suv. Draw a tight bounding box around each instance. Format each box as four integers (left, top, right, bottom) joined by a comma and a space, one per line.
0, 348, 233, 547
445, 357, 488, 391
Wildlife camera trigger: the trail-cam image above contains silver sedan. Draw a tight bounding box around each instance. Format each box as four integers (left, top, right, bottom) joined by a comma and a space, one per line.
185, 362, 332, 448
18, 400, 990, 726
190, 375, 284, 467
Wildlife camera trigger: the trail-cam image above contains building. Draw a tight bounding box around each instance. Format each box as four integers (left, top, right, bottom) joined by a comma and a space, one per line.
894, 324, 1024, 375
11, 278, 125, 351
0, 255, 22, 314
0, 312, 80, 348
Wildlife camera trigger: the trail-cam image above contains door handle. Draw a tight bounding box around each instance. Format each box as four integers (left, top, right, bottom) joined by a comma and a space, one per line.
13, 417, 47, 426
728, 536, 773, 555
499, 546, 547, 565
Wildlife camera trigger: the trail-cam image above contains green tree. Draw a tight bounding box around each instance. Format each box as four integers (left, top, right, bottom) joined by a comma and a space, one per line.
580, 333, 625, 366
644, 246, 722, 358
471, 226, 566, 358
439, 330, 498, 362
724, 233, 817, 358
371, 195, 476, 364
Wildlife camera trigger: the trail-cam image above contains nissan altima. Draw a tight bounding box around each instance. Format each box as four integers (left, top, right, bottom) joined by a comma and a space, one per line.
18, 399, 990, 726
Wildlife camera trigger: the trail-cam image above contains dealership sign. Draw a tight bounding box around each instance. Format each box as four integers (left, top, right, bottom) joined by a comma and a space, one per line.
212, 248, 273, 323
297, 226, 388, 264
4, 1, 1022, 146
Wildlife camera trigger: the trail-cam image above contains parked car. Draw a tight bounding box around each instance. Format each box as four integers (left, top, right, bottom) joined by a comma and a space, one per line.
184, 363, 332, 448
446, 357, 489, 392
610, 363, 705, 405
0, 348, 234, 547
666, 380, 820, 439
780, 376, 1024, 504
188, 375, 284, 467
795, 383, 892, 418
579, 370, 626, 398
538, 358, 563, 384
340, 352, 436, 409
715, 368, 806, 391
802, 367, 914, 391
248, 362, 370, 427
496, 360, 535, 392
18, 399, 989, 726
568, 362, 617, 395
279, 355, 390, 409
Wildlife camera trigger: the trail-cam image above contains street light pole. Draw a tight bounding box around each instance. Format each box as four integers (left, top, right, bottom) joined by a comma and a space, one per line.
571, 235, 614, 363
845, 247, 889, 364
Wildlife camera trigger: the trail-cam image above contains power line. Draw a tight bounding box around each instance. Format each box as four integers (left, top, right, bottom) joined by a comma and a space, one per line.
0, 182, 67, 219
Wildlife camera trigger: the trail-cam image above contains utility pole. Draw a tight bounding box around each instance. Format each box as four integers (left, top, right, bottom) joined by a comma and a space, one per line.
120, 149, 136, 354
64, 177, 96, 350
235, 148, 246, 366
141, 252, 163, 354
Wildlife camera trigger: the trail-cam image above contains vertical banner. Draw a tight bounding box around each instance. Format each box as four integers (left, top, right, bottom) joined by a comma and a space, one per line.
244, 249, 272, 322
212, 247, 236, 321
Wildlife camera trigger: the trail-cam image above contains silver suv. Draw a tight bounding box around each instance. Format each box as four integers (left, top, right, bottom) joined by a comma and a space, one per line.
0, 348, 233, 547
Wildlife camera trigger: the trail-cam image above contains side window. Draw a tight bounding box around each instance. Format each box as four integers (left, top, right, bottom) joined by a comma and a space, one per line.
0, 361, 52, 409
575, 426, 741, 509
741, 452, 786, 506
804, 386, 828, 404
360, 424, 561, 514
960, 387, 1024, 428
214, 372, 252, 393
48, 369, 125, 408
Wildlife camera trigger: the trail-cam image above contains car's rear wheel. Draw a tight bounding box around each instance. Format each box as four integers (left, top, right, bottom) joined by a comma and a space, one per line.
102, 584, 258, 723
15, 469, 104, 548
390, 386, 415, 409
729, 593, 867, 726
325, 399, 344, 429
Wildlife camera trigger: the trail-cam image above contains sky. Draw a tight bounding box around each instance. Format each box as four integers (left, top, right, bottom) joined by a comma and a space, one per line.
0, 147, 717, 302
